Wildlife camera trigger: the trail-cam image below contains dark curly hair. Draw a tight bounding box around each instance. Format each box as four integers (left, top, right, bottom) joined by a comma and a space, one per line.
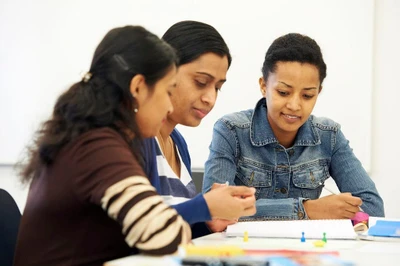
262, 33, 327, 86
18, 25, 178, 183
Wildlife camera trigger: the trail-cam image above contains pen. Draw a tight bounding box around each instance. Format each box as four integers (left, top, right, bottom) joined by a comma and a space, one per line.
324, 186, 364, 212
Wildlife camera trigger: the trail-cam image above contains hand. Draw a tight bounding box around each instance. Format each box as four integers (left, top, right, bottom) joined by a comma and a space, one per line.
206, 218, 238, 232
210, 182, 227, 190
203, 186, 256, 220
303, 193, 362, 219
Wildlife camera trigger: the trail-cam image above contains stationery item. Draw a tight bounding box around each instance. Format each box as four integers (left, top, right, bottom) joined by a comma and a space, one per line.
367, 220, 400, 237
358, 222, 400, 242
358, 219, 400, 242
226, 220, 357, 240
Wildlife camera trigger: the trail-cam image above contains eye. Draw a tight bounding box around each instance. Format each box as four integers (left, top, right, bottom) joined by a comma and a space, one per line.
303, 94, 315, 99
277, 90, 289, 96
195, 80, 207, 88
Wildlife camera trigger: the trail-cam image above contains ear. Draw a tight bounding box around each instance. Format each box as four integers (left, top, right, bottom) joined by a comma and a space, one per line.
259, 77, 267, 97
129, 74, 148, 100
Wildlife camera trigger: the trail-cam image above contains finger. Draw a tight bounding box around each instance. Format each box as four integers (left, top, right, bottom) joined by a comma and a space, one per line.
242, 205, 257, 216
229, 186, 256, 197
211, 183, 226, 189
237, 196, 256, 210
344, 197, 362, 207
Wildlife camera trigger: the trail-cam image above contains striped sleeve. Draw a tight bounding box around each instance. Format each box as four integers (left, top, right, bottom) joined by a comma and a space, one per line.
100, 175, 191, 255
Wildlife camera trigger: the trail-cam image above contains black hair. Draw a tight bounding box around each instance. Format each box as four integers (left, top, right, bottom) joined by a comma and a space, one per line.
162, 20, 232, 68
18, 25, 178, 183
261, 33, 327, 85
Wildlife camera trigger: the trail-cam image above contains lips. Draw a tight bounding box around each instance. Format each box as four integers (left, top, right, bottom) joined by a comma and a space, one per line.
282, 113, 301, 123
193, 108, 210, 119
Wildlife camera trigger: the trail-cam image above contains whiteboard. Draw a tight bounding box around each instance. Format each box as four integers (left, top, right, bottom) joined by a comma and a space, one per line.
0, 0, 373, 172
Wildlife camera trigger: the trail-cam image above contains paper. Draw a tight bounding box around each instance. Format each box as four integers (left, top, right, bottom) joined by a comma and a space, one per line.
226, 219, 357, 240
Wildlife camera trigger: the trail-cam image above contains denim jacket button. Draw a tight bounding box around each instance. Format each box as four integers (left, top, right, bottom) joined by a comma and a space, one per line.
288, 149, 295, 156
280, 187, 287, 194
297, 211, 305, 219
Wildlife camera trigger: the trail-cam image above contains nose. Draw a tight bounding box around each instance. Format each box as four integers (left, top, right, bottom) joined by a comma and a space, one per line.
201, 87, 217, 107
167, 98, 174, 115
286, 95, 301, 111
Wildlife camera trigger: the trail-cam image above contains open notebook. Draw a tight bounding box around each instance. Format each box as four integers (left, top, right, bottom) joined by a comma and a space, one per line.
226, 219, 357, 240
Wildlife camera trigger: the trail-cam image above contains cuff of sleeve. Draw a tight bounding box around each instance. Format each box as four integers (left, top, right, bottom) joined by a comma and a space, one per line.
295, 197, 310, 220
172, 194, 211, 225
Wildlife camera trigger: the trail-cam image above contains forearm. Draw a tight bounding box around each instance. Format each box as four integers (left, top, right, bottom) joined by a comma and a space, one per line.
240, 198, 309, 221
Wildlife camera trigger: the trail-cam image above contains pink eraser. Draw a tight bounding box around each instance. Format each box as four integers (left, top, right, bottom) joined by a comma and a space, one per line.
351, 211, 369, 227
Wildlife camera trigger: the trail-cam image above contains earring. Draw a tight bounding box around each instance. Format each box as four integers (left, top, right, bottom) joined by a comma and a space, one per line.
132, 92, 139, 113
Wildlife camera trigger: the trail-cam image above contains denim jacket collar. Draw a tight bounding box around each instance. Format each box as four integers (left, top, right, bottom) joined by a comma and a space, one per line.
250, 98, 321, 147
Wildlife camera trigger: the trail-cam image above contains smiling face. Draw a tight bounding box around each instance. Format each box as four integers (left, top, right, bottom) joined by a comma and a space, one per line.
259, 61, 322, 147
167, 52, 229, 127
133, 66, 176, 138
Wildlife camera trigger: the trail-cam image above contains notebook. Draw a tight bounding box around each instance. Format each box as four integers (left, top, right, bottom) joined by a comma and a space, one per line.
226, 219, 357, 240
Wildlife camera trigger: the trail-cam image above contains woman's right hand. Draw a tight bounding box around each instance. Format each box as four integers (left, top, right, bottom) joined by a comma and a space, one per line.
203, 185, 256, 220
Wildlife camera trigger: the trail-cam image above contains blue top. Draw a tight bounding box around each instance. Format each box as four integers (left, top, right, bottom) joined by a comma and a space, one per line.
142, 130, 212, 238
203, 98, 385, 220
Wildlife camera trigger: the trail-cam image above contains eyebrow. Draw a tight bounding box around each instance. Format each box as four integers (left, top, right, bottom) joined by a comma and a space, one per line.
278, 81, 317, 90
196, 72, 227, 83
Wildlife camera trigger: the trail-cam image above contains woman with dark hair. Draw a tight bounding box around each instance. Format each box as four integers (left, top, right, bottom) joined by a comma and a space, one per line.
203, 33, 384, 220
142, 20, 256, 237
14, 26, 192, 266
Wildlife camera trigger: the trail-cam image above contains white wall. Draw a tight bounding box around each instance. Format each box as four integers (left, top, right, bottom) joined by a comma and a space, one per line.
0, 0, 399, 218
0, 0, 374, 172
370, 0, 400, 218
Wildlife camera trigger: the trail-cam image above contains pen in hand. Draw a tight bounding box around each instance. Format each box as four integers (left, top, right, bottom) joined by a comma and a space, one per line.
324, 186, 364, 212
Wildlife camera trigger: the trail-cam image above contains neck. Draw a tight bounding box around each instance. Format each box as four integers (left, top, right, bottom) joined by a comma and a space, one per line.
158, 117, 177, 140
277, 135, 295, 148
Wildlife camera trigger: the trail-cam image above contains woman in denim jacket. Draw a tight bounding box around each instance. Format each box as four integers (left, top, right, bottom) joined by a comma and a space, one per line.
203, 33, 384, 220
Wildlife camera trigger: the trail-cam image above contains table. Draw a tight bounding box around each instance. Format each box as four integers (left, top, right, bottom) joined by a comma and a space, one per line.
105, 218, 400, 266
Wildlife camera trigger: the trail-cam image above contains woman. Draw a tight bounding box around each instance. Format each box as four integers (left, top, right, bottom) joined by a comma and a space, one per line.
14, 26, 191, 266
142, 21, 256, 236
203, 33, 385, 220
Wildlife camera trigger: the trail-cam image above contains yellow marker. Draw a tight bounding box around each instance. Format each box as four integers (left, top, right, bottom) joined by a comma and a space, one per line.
243, 231, 249, 242
313, 240, 326, 247
183, 245, 244, 256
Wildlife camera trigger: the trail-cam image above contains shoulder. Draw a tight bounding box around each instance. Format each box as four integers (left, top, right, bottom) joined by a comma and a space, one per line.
309, 115, 341, 132
61, 127, 135, 168
68, 127, 129, 152
217, 109, 254, 128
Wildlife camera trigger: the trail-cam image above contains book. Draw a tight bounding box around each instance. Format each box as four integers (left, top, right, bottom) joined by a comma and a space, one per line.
226, 219, 357, 240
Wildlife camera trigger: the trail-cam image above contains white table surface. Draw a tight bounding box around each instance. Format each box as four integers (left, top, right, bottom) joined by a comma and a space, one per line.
105, 217, 400, 266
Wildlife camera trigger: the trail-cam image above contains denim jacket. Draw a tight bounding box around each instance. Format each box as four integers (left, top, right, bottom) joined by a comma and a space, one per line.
202, 98, 384, 220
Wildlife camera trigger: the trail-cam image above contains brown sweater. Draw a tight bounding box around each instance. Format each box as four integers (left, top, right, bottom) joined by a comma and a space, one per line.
14, 128, 191, 266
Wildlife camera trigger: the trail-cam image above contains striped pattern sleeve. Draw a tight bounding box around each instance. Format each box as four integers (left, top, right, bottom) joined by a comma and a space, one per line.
100, 175, 191, 255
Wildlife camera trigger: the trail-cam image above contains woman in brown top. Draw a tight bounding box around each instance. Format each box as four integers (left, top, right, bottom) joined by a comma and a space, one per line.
13, 26, 192, 266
